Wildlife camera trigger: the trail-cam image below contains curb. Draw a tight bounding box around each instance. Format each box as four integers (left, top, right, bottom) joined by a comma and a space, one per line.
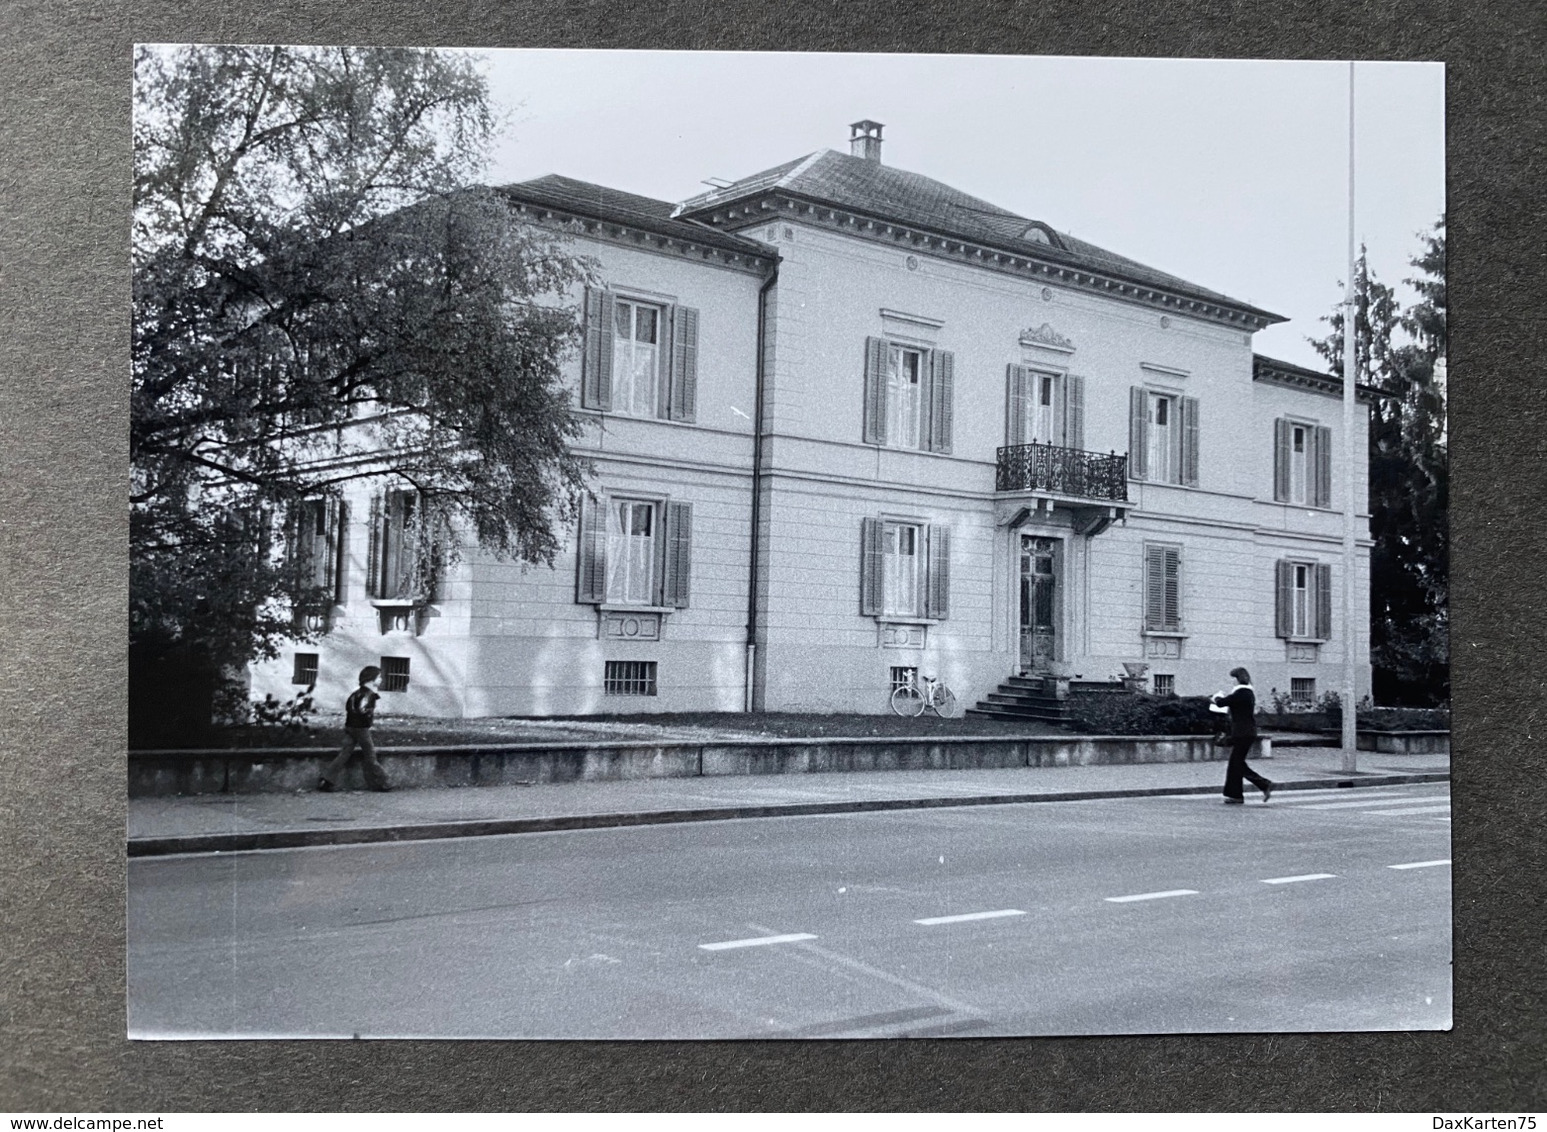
126, 771, 1450, 858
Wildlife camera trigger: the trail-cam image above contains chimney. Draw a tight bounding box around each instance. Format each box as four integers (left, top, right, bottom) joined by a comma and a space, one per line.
849, 119, 884, 162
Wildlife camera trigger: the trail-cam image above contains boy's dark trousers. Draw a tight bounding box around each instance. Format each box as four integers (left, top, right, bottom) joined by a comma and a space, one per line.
1223, 736, 1270, 800
321, 726, 391, 790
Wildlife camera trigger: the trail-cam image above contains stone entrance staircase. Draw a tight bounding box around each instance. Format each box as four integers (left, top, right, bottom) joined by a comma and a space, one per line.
966, 674, 1130, 724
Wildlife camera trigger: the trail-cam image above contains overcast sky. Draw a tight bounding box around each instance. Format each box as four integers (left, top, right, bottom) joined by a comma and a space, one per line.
479, 51, 1443, 371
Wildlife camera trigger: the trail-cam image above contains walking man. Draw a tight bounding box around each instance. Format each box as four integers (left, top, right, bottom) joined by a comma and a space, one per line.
1212, 667, 1272, 805
318, 665, 391, 792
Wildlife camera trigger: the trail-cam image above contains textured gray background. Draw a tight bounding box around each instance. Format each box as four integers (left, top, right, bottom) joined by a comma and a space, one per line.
2, 0, 1543, 1112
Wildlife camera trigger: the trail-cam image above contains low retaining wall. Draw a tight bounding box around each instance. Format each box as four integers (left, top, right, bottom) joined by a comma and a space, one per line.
1358, 730, 1450, 755
127, 734, 1273, 797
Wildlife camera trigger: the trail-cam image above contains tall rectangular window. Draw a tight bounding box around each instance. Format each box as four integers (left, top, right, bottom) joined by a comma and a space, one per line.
370, 489, 424, 601
1290, 425, 1309, 505
1130, 387, 1198, 485
886, 346, 923, 450
1293, 562, 1311, 637
613, 299, 660, 417
1275, 419, 1331, 506
1276, 559, 1332, 640
1143, 544, 1182, 633
882, 522, 921, 617
1150, 394, 1174, 483
606, 500, 656, 605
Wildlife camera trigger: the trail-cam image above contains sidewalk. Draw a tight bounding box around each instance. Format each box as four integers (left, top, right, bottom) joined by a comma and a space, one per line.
127, 744, 1450, 857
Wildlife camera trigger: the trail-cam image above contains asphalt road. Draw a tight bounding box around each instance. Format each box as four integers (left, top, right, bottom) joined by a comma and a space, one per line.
127, 784, 1452, 1038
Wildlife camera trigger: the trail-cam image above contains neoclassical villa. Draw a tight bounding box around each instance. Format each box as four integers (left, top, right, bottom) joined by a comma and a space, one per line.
250, 121, 1371, 718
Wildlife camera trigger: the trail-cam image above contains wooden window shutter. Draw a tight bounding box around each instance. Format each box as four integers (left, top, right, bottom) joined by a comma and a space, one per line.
581, 287, 615, 411
669, 306, 699, 422
365, 494, 383, 599
1064, 374, 1086, 451
656, 305, 675, 419
1180, 396, 1200, 486
1163, 547, 1180, 631
925, 524, 951, 619
662, 501, 693, 608
1129, 387, 1148, 480
1143, 545, 1164, 630
1275, 559, 1294, 638
1273, 419, 1290, 501
1315, 562, 1333, 640
328, 499, 347, 605
1314, 425, 1333, 507
928, 350, 954, 453
575, 495, 608, 603
1006, 364, 1029, 447
862, 337, 888, 445
859, 517, 883, 615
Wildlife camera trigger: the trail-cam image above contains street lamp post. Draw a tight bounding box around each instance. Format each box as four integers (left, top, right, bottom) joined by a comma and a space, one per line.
1341, 60, 1360, 773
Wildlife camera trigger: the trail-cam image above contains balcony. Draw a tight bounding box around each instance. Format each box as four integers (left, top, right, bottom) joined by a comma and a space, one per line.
994, 443, 1130, 536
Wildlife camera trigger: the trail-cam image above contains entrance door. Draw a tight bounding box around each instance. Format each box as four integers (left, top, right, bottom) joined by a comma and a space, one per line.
1019, 535, 1058, 673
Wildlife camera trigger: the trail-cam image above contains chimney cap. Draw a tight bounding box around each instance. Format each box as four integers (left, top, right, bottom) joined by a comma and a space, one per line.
849, 119, 885, 136
849, 119, 885, 162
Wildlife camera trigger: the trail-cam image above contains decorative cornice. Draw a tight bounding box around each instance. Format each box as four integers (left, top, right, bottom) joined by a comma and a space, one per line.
685, 190, 1285, 331
504, 200, 776, 275
1019, 323, 1076, 353
1252, 355, 1383, 404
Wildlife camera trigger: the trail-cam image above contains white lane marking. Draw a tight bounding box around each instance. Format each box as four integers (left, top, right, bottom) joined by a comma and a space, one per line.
1260, 873, 1338, 885
1388, 859, 1451, 870
1105, 889, 1199, 903
1365, 804, 1452, 816
914, 909, 1027, 926
1292, 795, 1448, 810
699, 932, 817, 951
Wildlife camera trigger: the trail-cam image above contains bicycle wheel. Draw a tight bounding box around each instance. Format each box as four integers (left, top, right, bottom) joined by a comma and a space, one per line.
890, 685, 925, 717
930, 686, 958, 718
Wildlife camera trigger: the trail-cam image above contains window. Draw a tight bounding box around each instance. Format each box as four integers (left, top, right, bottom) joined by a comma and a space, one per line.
605, 660, 658, 696
581, 287, 698, 422
863, 337, 953, 452
860, 517, 950, 620
1142, 544, 1182, 633
369, 489, 439, 601
1129, 387, 1199, 485
292, 652, 319, 686
1006, 366, 1084, 450
1290, 677, 1316, 710
576, 495, 692, 608
890, 666, 918, 694
1153, 673, 1175, 697
290, 498, 346, 607
380, 656, 410, 693
1274, 419, 1332, 506
1276, 560, 1332, 640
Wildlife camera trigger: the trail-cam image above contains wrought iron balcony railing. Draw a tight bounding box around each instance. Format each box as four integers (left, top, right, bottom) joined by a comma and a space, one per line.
995, 443, 1129, 502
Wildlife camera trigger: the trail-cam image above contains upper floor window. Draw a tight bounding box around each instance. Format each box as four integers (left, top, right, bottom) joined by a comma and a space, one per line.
1129, 387, 1198, 486
1006, 365, 1084, 449
862, 337, 953, 453
1274, 419, 1332, 507
581, 287, 698, 422
576, 493, 693, 609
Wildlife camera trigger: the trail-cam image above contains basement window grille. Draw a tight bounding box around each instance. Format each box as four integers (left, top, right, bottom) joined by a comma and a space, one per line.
380, 656, 411, 693
292, 652, 319, 686
605, 660, 657, 696
890, 666, 918, 694
1152, 673, 1175, 697
1290, 677, 1316, 710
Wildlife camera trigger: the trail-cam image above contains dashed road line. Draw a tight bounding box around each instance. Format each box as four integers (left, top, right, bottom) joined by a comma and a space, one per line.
699, 932, 818, 951
1261, 873, 1338, 885
1388, 859, 1451, 870
1291, 795, 1448, 810
914, 909, 1027, 926
1365, 805, 1452, 817
1105, 889, 1199, 904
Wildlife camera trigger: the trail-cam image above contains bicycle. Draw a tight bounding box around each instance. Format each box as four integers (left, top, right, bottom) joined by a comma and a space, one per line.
890, 671, 958, 718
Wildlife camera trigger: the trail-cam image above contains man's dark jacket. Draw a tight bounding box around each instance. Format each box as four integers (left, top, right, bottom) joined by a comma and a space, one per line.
1213, 685, 1258, 739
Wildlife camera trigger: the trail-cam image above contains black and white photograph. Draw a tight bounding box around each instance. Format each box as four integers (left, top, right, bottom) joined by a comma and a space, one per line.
126, 47, 1449, 1040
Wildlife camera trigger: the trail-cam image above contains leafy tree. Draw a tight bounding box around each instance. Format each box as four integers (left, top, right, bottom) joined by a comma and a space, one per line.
132, 45, 591, 735
1311, 217, 1448, 704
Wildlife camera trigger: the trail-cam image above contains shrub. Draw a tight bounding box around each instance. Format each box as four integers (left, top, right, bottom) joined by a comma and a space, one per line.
1065, 691, 1215, 736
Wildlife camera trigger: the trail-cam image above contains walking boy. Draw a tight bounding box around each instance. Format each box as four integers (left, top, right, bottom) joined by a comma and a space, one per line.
318, 665, 391, 792
1211, 666, 1273, 804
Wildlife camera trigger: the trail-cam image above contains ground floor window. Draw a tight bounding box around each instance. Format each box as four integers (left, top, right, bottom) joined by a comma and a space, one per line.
380, 656, 410, 693
607, 499, 657, 605
1291, 677, 1316, 710
860, 517, 950, 620
605, 660, 658, 696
